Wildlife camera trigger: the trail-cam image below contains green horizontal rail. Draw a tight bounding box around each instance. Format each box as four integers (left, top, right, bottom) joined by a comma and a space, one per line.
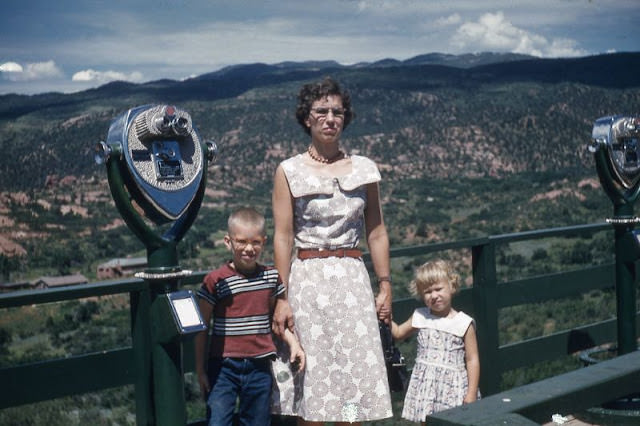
0, 348, 134, 409
489, 222, 611, 244
498, 264, 615, 308
0, 278, 146, 308
498, 319, 620, 371
364, 223, 611, 264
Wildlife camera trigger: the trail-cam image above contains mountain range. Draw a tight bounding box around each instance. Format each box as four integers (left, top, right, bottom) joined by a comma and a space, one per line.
3, 51, 638, 117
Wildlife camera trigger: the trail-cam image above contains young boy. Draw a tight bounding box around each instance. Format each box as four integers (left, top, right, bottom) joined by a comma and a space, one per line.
195, 207, 304, 426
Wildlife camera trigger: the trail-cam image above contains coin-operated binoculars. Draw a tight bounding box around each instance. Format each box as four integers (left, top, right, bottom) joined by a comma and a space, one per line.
95, 105, 218, 425
589, 115, 640, 356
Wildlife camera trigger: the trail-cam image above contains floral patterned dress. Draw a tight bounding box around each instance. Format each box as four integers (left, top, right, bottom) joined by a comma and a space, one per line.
271, 154, 393, 422
402, 307, 477, 422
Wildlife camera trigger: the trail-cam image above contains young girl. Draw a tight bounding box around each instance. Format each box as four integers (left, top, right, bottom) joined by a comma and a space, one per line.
391, 260, 480, 424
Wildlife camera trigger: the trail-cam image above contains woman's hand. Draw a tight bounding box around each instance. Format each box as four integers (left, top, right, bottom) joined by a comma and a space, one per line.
290, 347, 305, 373
273, 298, 295, 337
288, 340, 306, 373
376, 286, 392, 323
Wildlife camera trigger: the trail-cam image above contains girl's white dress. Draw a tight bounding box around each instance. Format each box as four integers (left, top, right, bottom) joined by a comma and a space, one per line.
402, 307, 476, 422
271, 154, 393, 422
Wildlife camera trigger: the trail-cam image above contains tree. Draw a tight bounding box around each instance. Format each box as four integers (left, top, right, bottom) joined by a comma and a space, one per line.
0, 254, 23, 282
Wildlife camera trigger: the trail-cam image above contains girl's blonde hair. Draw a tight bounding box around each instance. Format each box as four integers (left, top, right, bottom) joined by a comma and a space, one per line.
408, 259, 460, 300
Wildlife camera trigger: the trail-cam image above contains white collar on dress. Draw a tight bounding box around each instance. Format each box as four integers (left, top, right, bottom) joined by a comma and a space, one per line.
411, 307, 474, 337
281, 154, 381, 197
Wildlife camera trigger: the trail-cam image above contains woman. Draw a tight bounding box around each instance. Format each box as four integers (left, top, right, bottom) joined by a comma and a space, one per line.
271, 76, 393, 425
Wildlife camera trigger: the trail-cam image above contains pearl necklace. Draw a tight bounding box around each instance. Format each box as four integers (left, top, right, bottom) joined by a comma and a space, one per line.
307, 145, 345, 164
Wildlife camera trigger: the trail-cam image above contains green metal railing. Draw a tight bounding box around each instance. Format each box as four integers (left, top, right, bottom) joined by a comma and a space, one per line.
1, 222, 639, 424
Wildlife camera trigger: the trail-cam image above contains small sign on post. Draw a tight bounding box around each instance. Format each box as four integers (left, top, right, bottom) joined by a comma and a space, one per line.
167, 290, 206, 335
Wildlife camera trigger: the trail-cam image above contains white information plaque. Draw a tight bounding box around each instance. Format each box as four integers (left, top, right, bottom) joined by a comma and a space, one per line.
166, 290, 206, 334
172, 297, 202, 328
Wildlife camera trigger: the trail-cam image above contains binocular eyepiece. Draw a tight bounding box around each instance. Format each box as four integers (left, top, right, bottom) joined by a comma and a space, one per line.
590, 115, 640, 191
591, 116, 640, 153
135, 105, 193, 141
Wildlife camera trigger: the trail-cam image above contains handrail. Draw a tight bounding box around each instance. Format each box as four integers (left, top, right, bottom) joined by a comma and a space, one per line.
0, 278, 146, 308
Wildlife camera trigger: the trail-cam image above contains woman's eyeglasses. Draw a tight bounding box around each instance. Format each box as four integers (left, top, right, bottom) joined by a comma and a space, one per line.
310, 107, 345, 120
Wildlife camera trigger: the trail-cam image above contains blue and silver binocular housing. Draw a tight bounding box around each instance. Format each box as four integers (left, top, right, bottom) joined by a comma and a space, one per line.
96, 104, 217, 225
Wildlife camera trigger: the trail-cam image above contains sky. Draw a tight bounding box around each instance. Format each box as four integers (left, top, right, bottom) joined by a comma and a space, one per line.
0, 0, 638, 96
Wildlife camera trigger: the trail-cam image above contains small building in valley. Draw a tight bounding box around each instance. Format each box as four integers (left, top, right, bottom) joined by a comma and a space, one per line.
97, 257, 147, 279
30, 273, 88, 289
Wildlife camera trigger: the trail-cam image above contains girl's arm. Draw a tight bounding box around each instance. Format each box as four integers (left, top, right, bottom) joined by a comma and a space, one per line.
194, 299, 213, 399
463, 323, 480, 404
391, 317, 416, 341
282, 329, 306, 372
364, 182, 392, 323
272, 164, 295, 337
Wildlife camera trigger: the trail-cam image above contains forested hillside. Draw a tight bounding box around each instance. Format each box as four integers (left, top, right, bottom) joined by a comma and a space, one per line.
1, 52, 638, 282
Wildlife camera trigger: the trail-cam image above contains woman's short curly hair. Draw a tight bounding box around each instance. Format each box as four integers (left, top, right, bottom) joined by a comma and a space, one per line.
408, 259, 460, 299
296, 76, 354, 135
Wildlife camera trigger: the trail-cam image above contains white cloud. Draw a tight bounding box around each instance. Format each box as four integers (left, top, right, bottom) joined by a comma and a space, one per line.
451, 11, 587, 58
436, 13, 462, 27
545, 38, 589, 58
0, 62, 23, 72
0, 60, 63, 81
25, 61, 64, 78
71, 69, 144, 84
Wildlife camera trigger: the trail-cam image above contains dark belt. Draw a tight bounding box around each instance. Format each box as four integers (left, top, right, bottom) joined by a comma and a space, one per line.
297, 248, 362, 260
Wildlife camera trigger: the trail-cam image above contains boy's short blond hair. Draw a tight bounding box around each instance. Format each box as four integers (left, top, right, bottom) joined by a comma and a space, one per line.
227, 207, 266, 236
408, 259, 460, 299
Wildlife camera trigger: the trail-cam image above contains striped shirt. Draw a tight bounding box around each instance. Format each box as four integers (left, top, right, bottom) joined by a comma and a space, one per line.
198, 262, 284, 359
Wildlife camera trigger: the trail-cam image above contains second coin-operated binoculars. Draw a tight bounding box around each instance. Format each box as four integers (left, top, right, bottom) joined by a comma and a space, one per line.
96, 104, 218, 425
589, 115, 640, 356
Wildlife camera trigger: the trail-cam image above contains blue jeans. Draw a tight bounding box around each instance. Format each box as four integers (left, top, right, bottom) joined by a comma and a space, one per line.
206, 357, 273, 426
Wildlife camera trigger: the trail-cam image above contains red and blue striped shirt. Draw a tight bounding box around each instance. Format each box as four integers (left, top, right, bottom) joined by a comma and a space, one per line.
198, 262, 284, 359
